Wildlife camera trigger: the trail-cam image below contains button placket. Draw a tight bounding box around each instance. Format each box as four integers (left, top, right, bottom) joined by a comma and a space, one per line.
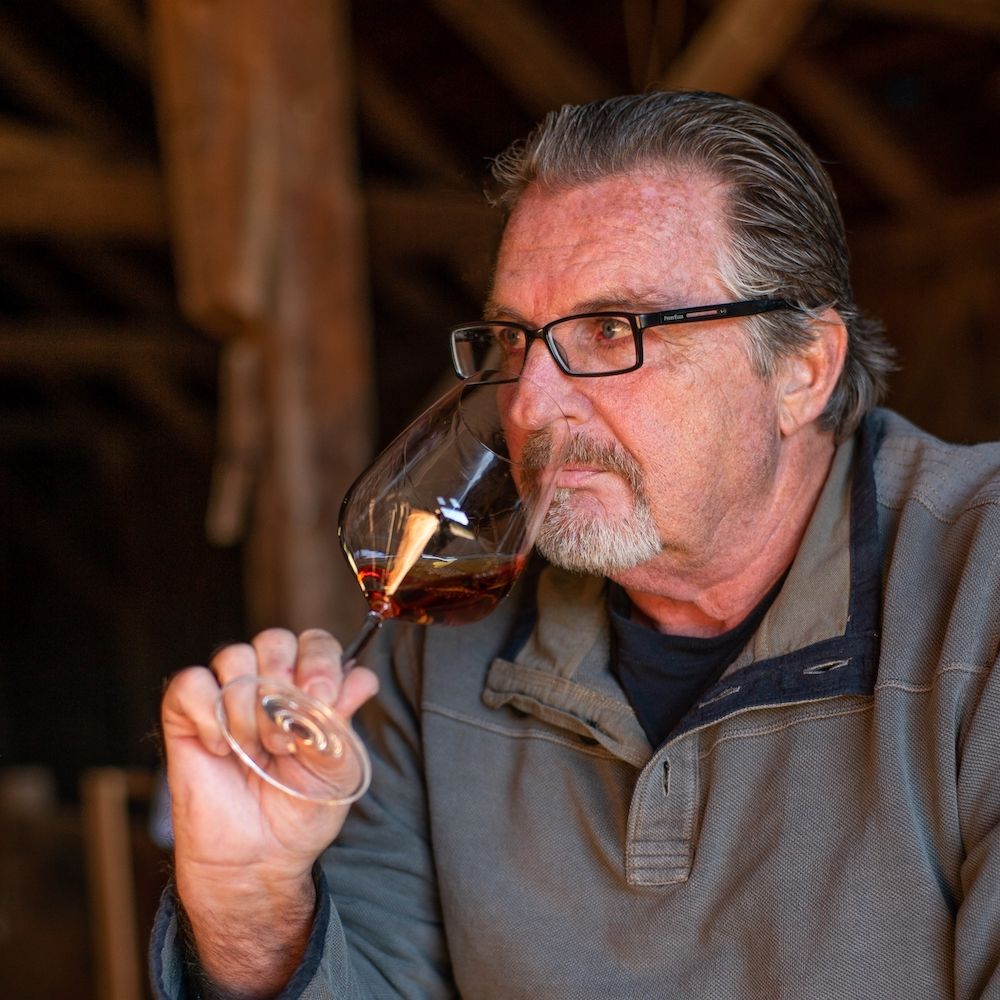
626, 738, 697, 886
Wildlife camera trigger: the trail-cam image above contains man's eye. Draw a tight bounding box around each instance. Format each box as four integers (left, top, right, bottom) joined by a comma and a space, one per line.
499, 328, 524, 349
596, 318, 630, 341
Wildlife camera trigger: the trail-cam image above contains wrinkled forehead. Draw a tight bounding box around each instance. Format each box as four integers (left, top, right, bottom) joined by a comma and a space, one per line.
490, 170, 735, 312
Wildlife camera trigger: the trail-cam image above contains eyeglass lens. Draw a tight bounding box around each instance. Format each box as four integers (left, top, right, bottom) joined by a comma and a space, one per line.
453, 315, 637, 377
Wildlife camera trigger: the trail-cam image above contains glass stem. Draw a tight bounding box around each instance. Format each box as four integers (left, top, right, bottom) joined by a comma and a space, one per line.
341, 610, 383, 663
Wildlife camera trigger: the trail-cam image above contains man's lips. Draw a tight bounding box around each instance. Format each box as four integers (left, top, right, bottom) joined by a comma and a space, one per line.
555, 466, 615, 489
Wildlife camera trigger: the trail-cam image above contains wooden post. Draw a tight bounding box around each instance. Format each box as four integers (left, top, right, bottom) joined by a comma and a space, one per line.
81, 768, 148, 1000
149, 0, 373, 636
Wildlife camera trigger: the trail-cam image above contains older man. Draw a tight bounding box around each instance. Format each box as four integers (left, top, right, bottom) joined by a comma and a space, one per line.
153, 91, 1000, 999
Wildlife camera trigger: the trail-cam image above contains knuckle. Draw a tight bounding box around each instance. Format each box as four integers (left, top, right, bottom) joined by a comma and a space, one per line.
299, 627, 334, 643
167, 664, 213, 692
255, 626, 296, 646
209, 641, 255, 672
252, 628, 298, 660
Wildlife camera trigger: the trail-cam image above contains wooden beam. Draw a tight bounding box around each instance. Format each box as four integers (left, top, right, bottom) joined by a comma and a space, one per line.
622, 0, 686, 90
205, 338, 263, 546
149, 0, 374, 634
53, 243, 177, 314
365, 184, 501, 300
0, 118, 96, 166
356, 62, 468, 185
776, 52, 938, 211
0, 163, 165, 238
0, 125, 166, 238
659, 0, 821, 96
0, 249, 93, 312
427, 0, 615, 116
0, 325, 215, 452
0, 326, 214, 373
81, 768, 147, 1000
835, 0, 1000, 34
0, 14, 126, 141
366, 183, 500, 258
850, 188, 1000, 259
123, 362, 215, 455
57, 0, 149, 77
149, 2, 277, 335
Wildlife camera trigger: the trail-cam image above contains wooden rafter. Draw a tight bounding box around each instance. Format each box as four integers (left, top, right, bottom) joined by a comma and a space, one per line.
0, 325, 213, 373
123, 361, 215, 455
835, 0, 1000, 34
0, 164, 165, 238
0, 249, 91, 312
366, 184, 499, 258
56, 0, 148, 77
0, 324, 215, 453
851, 188, 1000, 259
622, 0, 686, 90
659, 0, 821, 96
0, 14, 125, 141
0, 118, 95, 165
0, 124, 165, 238
356, 63, 467, 185
427, 0, 615, 116
776, 52, 938, 211
54, 243, 177, 314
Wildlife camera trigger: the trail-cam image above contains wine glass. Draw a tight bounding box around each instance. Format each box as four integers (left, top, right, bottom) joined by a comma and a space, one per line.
216, 373, 566, 805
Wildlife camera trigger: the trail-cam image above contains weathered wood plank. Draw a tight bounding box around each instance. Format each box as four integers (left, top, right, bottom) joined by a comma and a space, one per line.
149, 0, 374, 634
81, 769, 148, 1000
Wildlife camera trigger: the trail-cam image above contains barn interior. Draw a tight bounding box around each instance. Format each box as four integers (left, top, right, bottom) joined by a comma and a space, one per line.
0, 1, 997, 996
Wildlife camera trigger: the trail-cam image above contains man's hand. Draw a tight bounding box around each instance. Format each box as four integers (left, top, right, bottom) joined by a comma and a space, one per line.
162, 628, 379, 998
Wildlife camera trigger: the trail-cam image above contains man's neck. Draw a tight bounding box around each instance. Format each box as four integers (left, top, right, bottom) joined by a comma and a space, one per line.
617, 430, 836, 638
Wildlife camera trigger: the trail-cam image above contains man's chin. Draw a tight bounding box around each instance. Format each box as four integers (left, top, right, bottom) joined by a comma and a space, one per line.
536, 512, 661, 577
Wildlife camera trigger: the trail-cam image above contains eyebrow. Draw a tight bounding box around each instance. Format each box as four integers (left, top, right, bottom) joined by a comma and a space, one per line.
483, 287, 674, 324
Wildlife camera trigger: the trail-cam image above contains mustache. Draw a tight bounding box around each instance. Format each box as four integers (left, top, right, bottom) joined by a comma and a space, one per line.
520, 431, 645, 495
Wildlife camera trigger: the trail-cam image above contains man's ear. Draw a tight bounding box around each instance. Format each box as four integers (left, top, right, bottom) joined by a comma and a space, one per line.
777, 308, 847, 437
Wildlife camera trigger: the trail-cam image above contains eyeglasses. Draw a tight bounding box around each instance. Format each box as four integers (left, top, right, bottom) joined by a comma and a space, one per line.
449, 298, 795, 379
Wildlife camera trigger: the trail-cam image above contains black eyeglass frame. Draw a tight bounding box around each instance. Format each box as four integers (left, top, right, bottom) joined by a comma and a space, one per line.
449, 297, 797, 379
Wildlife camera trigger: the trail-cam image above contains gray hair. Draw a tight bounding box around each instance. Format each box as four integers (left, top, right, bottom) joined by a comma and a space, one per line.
488, 91, 895, 441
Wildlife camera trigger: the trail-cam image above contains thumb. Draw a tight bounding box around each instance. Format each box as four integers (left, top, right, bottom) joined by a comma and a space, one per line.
331, 666, 380, 720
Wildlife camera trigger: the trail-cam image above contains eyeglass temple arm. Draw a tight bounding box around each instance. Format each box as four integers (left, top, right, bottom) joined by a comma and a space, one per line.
645, 298, 794, 327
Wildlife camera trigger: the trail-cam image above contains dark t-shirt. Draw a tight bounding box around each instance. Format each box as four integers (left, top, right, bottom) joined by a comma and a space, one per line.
608, 575, 786, 749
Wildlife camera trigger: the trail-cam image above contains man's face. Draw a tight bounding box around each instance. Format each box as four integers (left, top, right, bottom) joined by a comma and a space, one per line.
491, 169, 790, 593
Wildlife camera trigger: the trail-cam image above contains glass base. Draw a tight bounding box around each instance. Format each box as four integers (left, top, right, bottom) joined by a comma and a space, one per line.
216, 675, 371, 805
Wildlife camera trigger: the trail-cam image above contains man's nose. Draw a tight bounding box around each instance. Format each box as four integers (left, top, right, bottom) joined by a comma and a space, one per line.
506, 340, 582, 433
